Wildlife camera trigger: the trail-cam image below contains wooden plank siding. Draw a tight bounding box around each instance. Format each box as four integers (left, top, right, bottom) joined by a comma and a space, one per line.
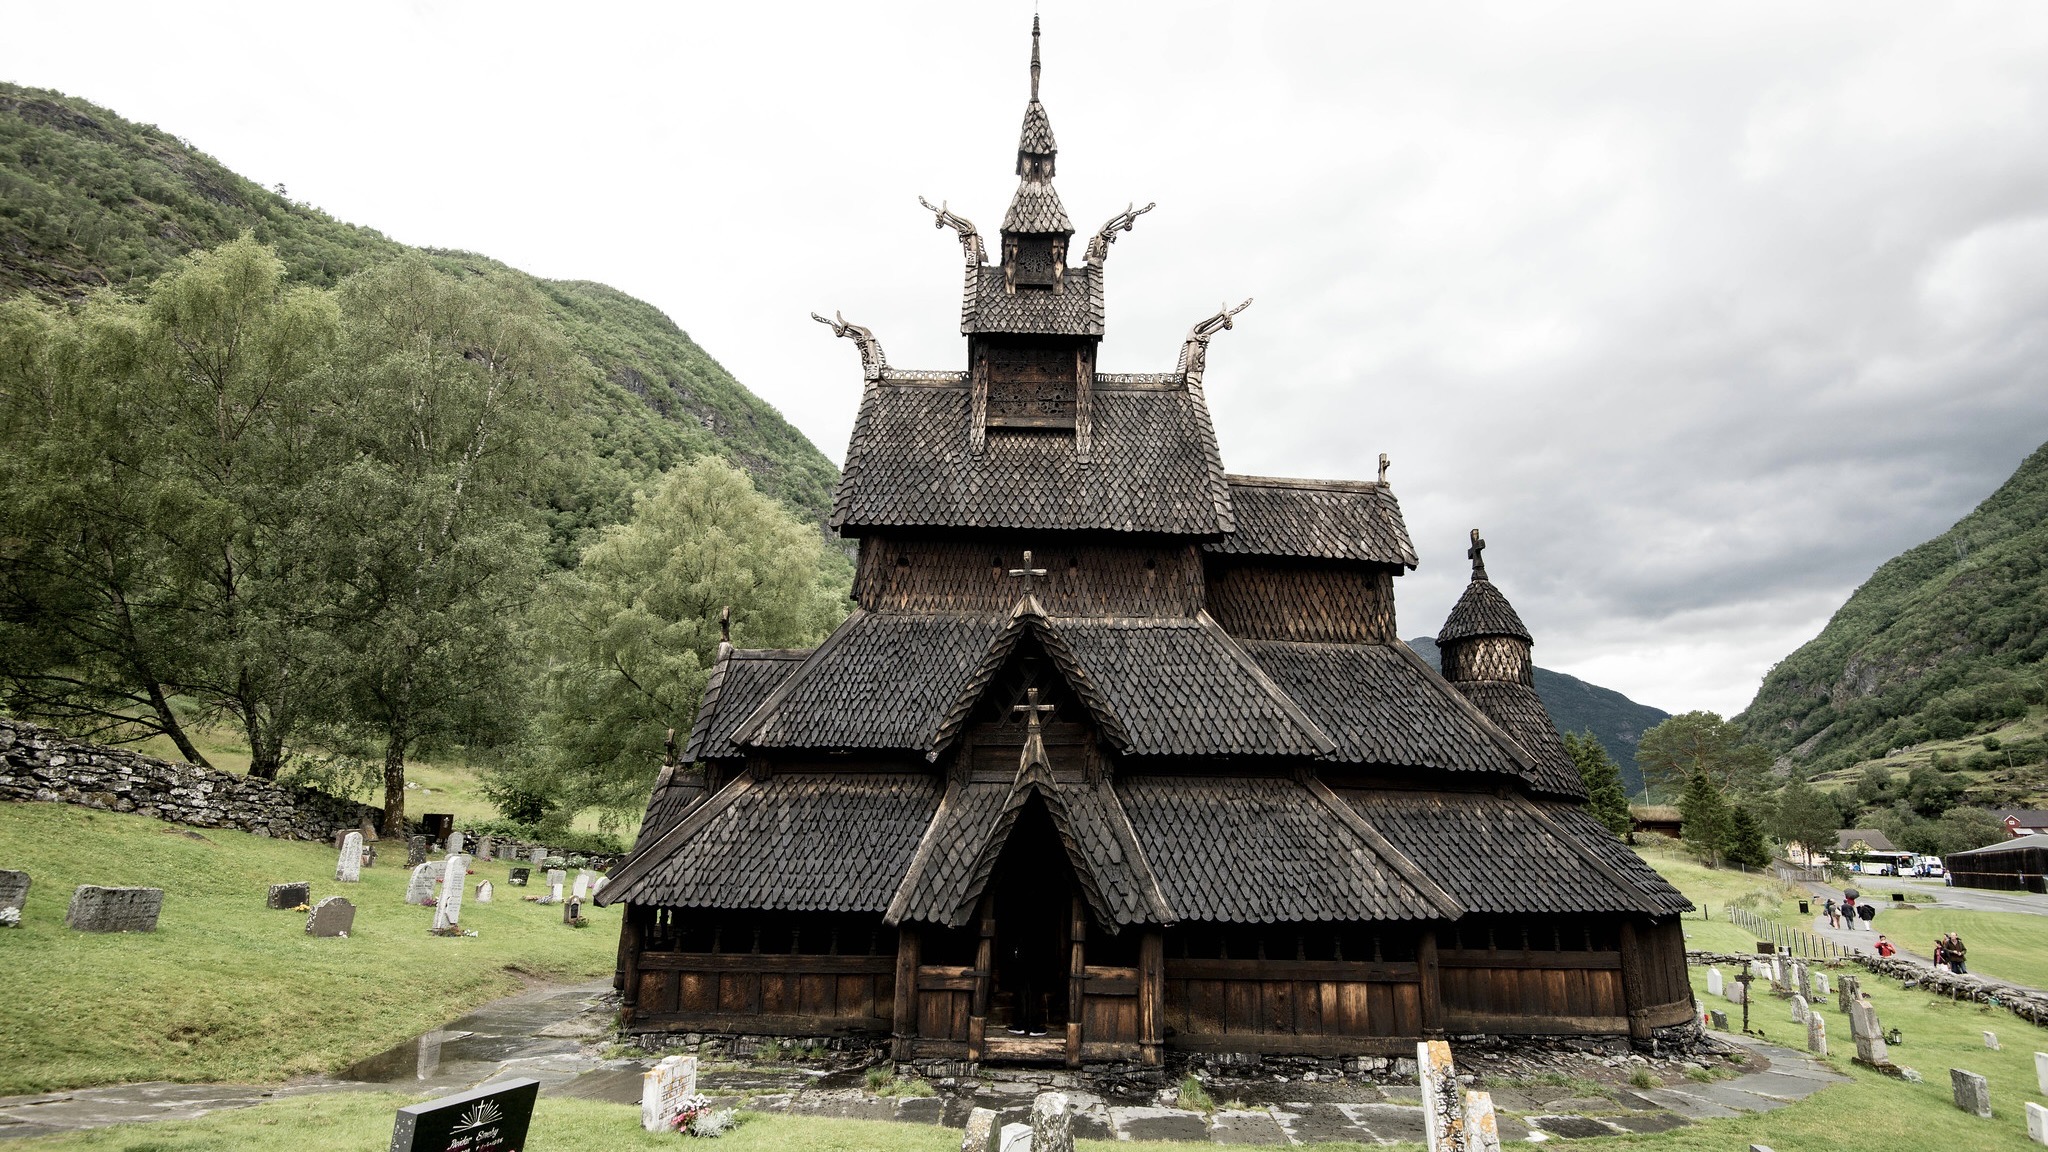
1437, 948, 1627, 1032
1163, 958, 1423, 1046
630, 951, 894, 1034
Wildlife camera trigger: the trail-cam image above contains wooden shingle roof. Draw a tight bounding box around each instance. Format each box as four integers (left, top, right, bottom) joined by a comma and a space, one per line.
599, 771, 942, 912
1117, 775, 1456, 923
1343, 790, 1681, 915
629, 764, 707, 857
1437, 578, 1532, 643
1205, 476, 1418, 568
1003, 178, 1072, 234
682, 647, 812, 762
831, 383, 1231, 535
965, 265, 1103, 336
730, 611, 1004, 751
1451, 680, 1588, 800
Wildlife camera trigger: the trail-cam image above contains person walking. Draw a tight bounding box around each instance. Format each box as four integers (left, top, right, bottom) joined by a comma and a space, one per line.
1946, 933, 1968, 975
1841, 894, 1857, 930
1824, 898, 1839, 929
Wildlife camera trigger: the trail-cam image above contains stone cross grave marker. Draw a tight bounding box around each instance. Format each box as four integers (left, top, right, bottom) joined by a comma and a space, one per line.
476, 881, 493, 903
1807, 1014, 1826, 1056
432, 856, 465, 932
446, 832, 464, 857
407, 836, 427, 867
508, 867, 530, 887
1031, 1091, 1074, 1152
306, 896, 355, 937
1951, 1068, 1991, 1118
1791, 994, 1808, 1024
389, 1077, 538, 1152
267, 881, 311, 910
2027, 1101, 2048, 1145
0, 869, 29, 916
640, 1054, 698, 1132
66, 885, 162, 932
1706, 967, 1722, 997
335, 832, 363, 883
1418, 1039, 1468, 1152
406, 863, 437, 905
1464, 1090, 1503, 1152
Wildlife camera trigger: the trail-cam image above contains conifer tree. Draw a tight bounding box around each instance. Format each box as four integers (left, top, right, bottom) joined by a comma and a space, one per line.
1563, 731, 1634, 841
1679, 769, 1734, 864
1727, 805, 1771, 868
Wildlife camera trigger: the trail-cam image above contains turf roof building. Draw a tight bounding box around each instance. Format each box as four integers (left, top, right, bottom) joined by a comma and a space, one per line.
598, 20, 1693, 1065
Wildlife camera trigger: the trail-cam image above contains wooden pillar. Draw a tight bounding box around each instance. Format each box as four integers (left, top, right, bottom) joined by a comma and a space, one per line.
1066, 896, 1086, 1067
1617, 919, 1654, 1048
1418, 927, 1443, 1038
1139, 928, 1165, 1066
969, 896, 994, 1062
618, 905, 645, 1025
893, 923, 921, 1062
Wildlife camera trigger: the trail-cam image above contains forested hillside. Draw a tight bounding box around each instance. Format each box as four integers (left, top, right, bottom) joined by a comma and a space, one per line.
1740, 440, 2048, 772
0, 82, 836, 529
1407, 636, 1669, 794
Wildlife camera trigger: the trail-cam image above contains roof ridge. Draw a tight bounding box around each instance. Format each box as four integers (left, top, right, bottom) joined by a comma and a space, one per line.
1224, 473, 1390, 493
1193, 610, 1338, 757
1303, 776, 1465, 919
1389, 639, 1540, 773
726, 608, 874, 748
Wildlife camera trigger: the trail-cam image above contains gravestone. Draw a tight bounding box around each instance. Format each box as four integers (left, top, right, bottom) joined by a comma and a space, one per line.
1985, 1031, 2000, 1051
1851, 996, 1889, 1066
477, 836, 494, 863
432, 856, 465, 932
0, 869, 29, 915
266, 881, 311, 910
1951, 1068, 1991, 1118
1838, 974, 1859, 1014
476, 881, 493, 904
640, 1054, 698, 1132
1728, 981, 1746, 1005
446, 832, 465, 857
407, 836, 428, 868
1791, 994, 1808, 1024
572, 871, 592, 900
544, 869, 566, 903
1465, 1090, 1503, 1152
1709, 1010, 1729, 1030
563, 897, 582, 924
1706, 967, 1723, 997
2036, 1052, 2048, 1096
998, 1122, 1032, 1152
1807, 1014, 1826, 1056
1417, 1039, 1465, 1152
1812, 971, 1829, 999
306, 896, 355, 937
66, 885, 162, 932
528, 847, 546, 866
508, 867, 530, 887
591, 877, 607, 899
335, 832, 364, 883
962, 1106, 998, 1152
1030, 1092, 1073, 1152
389, 1077, 538, 1152
548, 882, 563, 905
498, 843, 517, 862
2027, 1101, 2048, 1145
359, 813, 379, 842
406, 863, 437, 905
1791, 960, 1807, 1000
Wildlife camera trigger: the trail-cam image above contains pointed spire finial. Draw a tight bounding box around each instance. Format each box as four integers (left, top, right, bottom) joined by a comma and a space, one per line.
719, 605, 731, 644
1467, 529, 1488, 581
1030, 15, 1041, 101
1378, 453, 1390, 485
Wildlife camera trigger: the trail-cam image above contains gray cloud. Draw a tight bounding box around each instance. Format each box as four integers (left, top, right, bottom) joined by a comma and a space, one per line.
5, 0, 2045, 715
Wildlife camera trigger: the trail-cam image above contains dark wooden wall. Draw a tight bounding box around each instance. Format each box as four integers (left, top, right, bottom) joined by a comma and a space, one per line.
622, 908, 896, 1035
1202, 560, 1396, 644
855, 537, 1202, 616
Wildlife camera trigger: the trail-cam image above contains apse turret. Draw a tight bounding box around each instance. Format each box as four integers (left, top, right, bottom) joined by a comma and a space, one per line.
1435, 530, 1534, 687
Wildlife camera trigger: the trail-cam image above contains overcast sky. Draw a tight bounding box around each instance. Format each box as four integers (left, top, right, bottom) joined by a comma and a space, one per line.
6, 1, 2047, 716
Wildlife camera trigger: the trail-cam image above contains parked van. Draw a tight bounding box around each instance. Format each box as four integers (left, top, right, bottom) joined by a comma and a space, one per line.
1912, 855, 1945, 878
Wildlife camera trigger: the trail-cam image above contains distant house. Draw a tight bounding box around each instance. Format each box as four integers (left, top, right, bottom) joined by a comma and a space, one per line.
1947, 833, 2048, 892
1996, 811, 2048, 838
1631, 805, 1682, 838
1836, 829, 1897, 853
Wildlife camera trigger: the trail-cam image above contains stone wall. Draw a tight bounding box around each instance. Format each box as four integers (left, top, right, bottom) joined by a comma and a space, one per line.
0, 718, 382, 841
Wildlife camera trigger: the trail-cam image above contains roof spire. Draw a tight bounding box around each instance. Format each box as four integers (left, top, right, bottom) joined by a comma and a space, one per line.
1030, 14, 1041, 100
1467, 529, 1489, 581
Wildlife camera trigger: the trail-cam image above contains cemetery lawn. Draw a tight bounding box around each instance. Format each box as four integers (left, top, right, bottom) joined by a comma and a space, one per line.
0, 802, 618, 1095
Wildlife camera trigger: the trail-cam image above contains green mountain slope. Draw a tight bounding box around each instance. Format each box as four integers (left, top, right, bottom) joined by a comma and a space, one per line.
0, 82, 836, 532
1740, 440, 2048, 768
1406, 636, 1669, 794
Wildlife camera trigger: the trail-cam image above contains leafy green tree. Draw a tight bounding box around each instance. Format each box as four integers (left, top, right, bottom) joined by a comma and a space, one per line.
1903, 763, 1964, 817
1853, 764, 1895, 810
1563, 730, 1633, 840
1770, 777, 1840, 864
317, 258, 572, 833
1637, 711, 1773, 799
1727, 805, 1771, 868
1678, 769, 1734, 864
529, 456, 848, 824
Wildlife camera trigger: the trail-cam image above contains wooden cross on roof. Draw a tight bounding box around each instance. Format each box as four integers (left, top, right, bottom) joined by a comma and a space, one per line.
1467, 529, 1488, 581
1014, 686, 1056, 729
1007, 550, 1048, 596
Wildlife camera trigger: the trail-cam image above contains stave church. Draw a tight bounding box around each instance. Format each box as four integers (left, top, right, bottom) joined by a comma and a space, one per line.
597, 20, 1693, 1067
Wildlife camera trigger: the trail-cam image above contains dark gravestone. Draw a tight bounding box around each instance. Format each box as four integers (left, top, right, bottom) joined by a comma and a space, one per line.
267, 882, 312, 910
390, 1077, 539, 1152
306, 896, 356, 937
66, 885, 163, 932
507, 868, 530, 887
0, 869, 29, 914
408, 836, 428, 868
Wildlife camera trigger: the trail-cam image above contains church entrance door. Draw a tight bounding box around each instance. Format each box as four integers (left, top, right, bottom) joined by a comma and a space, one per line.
988, 796, 1075, 1046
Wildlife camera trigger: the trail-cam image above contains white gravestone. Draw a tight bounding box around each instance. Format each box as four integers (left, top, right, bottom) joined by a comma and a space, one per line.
475, 881, 493, 903
1813, 971, 1829, 999
529, 847, 547, 866
1728, 981, 1746, 1005
1807, 1014, 1826, 1056
572, 871, 592, 900
404, 863, 436, 905
639, 1053, 698, 1133
1706, 968, 1723, 997
1791, 994, 1808, 1024
1791, 960, 1807, 999
2036, 1052, 2048, 1097
432, 855, 466, 932
335, 832, 363, 883
1464, 1090, 1503, 1152
2027, 1101, 2048, 1145
446, 831, 465, 857
1418, 1040, 1468, 1152
1985, 1031, 2000, 1051
997, 1123, 1033, 1152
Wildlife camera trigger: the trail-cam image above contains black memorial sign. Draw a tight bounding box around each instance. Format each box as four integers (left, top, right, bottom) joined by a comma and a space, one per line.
389, 1077, 538, 1152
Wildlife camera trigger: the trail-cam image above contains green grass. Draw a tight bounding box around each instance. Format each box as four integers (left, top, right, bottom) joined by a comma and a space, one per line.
0, 802, 618, 1094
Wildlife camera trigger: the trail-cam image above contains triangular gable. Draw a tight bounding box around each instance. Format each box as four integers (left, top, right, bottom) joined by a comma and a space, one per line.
925, 598, 1132, 761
